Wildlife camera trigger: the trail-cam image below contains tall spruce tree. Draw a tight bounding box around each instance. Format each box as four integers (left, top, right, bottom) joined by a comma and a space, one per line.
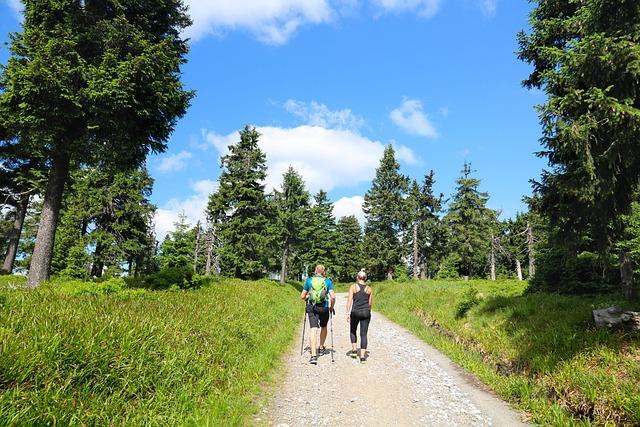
51, 166, 156, 277
445, 163, 496, 278
207, 126, 270, 279
333, 215, 363, 282
407, 171, 446, 279
303, 190, 336, 275
273, 167, 310, 283
0, 144, 45, 274
362, 145, 409, 280
518, 0, 640, 297
158, 213, 195, 270
0, 0, 192, 287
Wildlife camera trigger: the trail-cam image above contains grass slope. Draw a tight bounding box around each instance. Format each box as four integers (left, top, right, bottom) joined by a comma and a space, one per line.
0, 277, 301, 426
375, 280, 640, 426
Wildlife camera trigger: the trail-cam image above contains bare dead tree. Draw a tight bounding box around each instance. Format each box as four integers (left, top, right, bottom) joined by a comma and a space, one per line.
193, 221, 201, 273
412, 222, 419, 280
527, 222, 536, 278
515, 259, 523, 281
204, 222, 220, 276
490, 234, 496, 281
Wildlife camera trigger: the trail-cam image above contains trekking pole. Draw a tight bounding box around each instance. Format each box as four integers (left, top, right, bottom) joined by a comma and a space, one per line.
300, 307, 307, 356
330, 308, 335, 363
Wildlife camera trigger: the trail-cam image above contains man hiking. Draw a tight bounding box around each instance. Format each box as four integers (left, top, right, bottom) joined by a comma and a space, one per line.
300, 264, 336, 365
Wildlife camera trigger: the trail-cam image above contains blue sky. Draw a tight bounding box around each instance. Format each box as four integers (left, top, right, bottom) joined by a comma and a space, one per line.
1, 0, 547, 238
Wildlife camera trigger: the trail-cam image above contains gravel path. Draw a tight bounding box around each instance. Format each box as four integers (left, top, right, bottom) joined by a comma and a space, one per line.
259, 293, 527, 427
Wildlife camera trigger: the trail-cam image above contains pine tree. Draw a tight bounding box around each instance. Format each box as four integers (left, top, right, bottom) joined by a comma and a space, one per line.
273, 167, 310, 283
518, 0, 640, 297
407, 171, 446, 279
50, 167, 156, 277
0, 144, 45, 274
207, 126, 270, 279
445, 163, 496, 278
302, 190, 336, 275
158, 213, 195, 270
333, 215, 363, 282
362, 145, 409, 280
0, 0, 192, 287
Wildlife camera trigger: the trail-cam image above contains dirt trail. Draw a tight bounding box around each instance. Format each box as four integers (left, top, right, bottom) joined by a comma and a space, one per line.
259, 293, 527, 427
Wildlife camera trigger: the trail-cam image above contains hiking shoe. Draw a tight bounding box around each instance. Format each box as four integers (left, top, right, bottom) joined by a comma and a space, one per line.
360, 357, 366, 363
309, 355, 318, 365
348, 350, 357, 358
318, 347, 326, 355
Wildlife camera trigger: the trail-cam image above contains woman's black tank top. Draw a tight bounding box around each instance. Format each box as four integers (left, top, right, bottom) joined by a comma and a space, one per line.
352, 284, 370, 312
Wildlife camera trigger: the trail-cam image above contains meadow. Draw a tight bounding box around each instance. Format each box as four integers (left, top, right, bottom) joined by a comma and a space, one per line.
0, 276, 301, 426
374, 279, 640, 426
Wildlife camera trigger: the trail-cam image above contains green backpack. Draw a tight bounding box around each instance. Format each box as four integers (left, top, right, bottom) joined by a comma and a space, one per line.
308, 276, 328, 305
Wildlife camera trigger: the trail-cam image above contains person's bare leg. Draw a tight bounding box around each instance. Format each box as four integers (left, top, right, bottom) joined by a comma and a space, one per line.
309, 327, 318, 357
319, 326, 327, 350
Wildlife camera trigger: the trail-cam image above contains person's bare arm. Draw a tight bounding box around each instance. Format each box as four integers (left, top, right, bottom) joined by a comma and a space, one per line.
346, 285, 354, 321
329, 289, 336, 311
368, 287, 373, 309
300, 289, 308, 301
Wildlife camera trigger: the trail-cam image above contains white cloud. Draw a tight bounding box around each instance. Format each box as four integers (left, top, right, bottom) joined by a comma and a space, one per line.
284, 99, 365, 131
204, 125, 418, 193
184, 0, 334, 44
372, 0, 442, 17
3, 0, 21, 13
390, 98, 438, 138
156, 151, 193, 173
154, 179, 218, 240
478, 0, 496, 16
333, 195, 365, 225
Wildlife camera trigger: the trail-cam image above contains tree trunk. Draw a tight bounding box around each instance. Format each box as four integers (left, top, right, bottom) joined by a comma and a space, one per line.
515, 259, 523, 281
527, 222, 535, 278
91, 242, 105, 278
193, 221, 200, 273
620, 251, 635, 302
412, 222, 419, 280
420, 260, 427, 280
205, 228, 212, 276
280, 239, 289, 284
27, 152, 70, 288
2, 195, 29, 275
490, 234, 496, 281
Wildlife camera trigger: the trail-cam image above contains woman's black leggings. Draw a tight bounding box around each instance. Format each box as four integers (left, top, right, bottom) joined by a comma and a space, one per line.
350, 309, 371, 349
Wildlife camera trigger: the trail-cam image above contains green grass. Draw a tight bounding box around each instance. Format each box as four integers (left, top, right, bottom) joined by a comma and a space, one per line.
0, 277, 301, 426
374, 279, 640, 426
0, 275, 26, 288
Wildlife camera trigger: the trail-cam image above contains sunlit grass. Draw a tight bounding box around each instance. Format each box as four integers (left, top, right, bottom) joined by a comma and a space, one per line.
0, 277, 301, 426
375, 279, 640, 426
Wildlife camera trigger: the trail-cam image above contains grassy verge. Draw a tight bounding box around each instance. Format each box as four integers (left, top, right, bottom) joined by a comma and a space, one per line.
0, 277, 301, 426
374, 279, 640, 426
0, 275, 26, 288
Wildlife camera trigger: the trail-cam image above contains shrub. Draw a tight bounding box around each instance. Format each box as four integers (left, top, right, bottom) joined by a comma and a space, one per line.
436, 254, 460, 279
455, 286, 481, 318
135, 267, 202, 290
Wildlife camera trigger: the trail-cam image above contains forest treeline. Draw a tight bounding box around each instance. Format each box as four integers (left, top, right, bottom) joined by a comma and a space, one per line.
1, 0, 640, 301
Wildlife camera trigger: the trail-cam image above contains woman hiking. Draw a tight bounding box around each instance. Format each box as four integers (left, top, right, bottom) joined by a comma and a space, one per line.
346, 269, 372, 363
